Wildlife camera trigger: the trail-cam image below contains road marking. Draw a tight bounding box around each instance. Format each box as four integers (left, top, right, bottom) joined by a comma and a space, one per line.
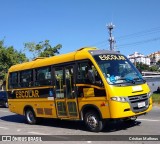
138, 118, 160, 122
28, 132, 50, 135
17, 129, 21, 132
0, 126, 9, 130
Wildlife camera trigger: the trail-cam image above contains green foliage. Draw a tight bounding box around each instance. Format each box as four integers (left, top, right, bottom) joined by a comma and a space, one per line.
24, 40, 62, 59
136, 62, 149, 71
136, 62, 160, 72
149, 65, 159, 71
0, 40, 28, 80
152, 93, 160, 104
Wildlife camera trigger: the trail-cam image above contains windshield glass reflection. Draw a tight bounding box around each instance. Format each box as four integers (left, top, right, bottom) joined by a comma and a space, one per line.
94, 54, 145, 85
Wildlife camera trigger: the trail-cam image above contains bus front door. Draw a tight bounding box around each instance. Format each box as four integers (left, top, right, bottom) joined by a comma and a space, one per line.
54, 66, 79, 119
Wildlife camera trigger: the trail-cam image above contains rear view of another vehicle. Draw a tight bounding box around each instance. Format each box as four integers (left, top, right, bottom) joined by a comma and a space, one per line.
0, 91, 8, 108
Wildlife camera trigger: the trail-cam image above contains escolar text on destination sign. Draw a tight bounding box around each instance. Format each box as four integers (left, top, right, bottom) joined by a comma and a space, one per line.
16, 90, 39, 98
99, 55, 126, 60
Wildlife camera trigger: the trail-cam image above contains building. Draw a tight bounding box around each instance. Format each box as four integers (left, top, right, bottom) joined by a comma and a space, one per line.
147, 51, 160, 65
128, 52, 150, 65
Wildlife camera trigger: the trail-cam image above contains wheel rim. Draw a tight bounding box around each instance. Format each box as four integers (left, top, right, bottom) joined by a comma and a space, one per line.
87, 114, 98, 129
27, 111, 35, 123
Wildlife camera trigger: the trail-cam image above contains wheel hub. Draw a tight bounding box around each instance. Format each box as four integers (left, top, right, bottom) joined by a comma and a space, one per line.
87, 115, 98, 128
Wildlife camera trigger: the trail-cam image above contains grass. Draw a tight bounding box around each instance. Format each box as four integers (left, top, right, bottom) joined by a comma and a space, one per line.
152, 93, 160, 104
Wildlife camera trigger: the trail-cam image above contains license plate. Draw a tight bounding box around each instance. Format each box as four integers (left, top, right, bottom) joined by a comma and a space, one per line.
138, 102, 145, 108
132, 86, 142, 92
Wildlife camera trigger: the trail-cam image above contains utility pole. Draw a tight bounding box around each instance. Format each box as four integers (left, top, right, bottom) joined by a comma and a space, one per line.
107, 23, 115, 51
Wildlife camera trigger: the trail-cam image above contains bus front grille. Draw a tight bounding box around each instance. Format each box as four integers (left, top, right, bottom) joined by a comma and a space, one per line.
128, 94, 149, 113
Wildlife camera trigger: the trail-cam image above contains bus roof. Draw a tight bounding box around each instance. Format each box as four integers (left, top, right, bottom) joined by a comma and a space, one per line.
8, 47, 94, 72
8, 47, 120, 72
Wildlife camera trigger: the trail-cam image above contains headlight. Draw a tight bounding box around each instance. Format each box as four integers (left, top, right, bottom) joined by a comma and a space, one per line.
111, 96, 127, 102
147, 92, 152, 98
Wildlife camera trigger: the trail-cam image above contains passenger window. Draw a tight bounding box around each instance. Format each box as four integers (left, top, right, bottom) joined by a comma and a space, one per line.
77, 62, 88, 83
20, 70, 33, 87
35, 67, 51, 86
55, 68, 64, 98
77, 61, 102, 85
9, 72, 18, 88
65, 66, 74, 98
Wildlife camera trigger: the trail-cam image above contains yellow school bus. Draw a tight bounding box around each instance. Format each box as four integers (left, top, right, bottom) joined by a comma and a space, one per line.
6, 47, 152, 132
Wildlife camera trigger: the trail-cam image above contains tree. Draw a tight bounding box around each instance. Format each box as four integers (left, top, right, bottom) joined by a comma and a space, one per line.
24, 40, 62, 59
136, 62, 149, 71
149, 65, 159, 72
0, 40, 28, 80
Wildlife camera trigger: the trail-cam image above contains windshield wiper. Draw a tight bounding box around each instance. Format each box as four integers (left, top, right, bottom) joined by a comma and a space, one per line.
133, 77, 146, 83
125, 77, 136, 84
109, 76, 145, 85
114, 77, 136, 84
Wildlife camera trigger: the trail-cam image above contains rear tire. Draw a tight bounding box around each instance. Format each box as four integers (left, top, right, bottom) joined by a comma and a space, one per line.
25, 108, 36, 124
84, 111, 104, 132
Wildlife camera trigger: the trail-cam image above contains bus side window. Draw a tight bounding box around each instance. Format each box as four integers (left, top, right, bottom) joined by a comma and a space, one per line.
55, 68, 64, 98
38, 72, 45, 84
35, 67, 51, 86
65, 66, 74, 98
77, 62, 87, 84
20, 70, 33, 88
9, 72, 18, 89
77, 61, 96, 84
77, 61, 103, 86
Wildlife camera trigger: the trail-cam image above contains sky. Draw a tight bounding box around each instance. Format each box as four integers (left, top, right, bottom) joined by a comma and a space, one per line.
0, 0, 160, 58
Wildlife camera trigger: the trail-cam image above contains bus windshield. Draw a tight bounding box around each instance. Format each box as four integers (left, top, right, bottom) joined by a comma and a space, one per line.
93, 54, 145, 85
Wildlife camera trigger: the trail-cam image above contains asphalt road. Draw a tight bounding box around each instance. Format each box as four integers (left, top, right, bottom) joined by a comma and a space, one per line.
0, 105, 160, 143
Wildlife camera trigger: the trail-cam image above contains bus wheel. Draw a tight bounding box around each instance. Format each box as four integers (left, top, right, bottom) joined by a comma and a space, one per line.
25, 109, 36, 124
84, 111, 104, 132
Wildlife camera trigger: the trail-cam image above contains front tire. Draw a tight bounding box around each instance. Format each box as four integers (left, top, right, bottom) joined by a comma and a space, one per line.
25, 109, 36, 124
84, 111, 104, 132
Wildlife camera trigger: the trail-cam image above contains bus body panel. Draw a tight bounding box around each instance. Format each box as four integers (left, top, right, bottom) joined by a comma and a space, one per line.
105, 80, 152, 118
8, 98, 58, 118
78, 97, 110, 119
109, 97, 152, 118
108, 83, 150, 96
